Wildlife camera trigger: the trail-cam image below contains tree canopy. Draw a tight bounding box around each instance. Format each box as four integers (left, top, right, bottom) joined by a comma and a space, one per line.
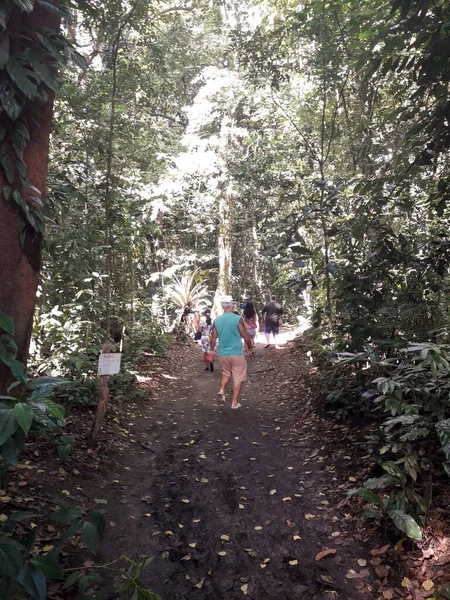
1, 0, 450, 595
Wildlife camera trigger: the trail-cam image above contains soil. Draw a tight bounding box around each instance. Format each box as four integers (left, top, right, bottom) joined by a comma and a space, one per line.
77, 338, 384, 600
6, 334, 450, 599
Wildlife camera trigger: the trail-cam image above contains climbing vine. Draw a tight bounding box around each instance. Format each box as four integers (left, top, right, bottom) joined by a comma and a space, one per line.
0, 0, 85, 233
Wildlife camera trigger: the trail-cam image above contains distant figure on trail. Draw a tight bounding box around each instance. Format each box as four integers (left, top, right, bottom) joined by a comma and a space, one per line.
207, 295, 252, 410
242, 301, 258, 356
261, 295, 284, 349
181, 307, 199, 337
198, 310, 214, 372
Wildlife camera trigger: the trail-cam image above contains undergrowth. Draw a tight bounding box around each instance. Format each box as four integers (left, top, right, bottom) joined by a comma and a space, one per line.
0, 311, 163, 599
313, 329, 450, 543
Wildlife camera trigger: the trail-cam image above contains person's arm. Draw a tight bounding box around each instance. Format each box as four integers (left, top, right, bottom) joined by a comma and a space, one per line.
207, 325, 218, 360
239, 319, 253, 351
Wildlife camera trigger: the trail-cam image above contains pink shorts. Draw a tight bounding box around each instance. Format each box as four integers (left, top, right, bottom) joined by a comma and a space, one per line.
218, 355, 247, 383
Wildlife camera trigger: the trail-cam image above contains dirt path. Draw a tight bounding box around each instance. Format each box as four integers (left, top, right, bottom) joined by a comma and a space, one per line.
89, 339, 380, 600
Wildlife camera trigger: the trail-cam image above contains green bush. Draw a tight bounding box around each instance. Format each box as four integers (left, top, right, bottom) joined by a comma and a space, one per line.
329, 342, 450, 539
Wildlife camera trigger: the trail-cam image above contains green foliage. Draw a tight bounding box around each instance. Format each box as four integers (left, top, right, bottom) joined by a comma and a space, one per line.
0, 503, 106, 600
0, 0, 86, 232
334, 342, 450, 539
31, 303, 167, 408
4, 0, 449, 557
165, 270, 210, 319
0, 312, 67, 471
117, 556, 162, 600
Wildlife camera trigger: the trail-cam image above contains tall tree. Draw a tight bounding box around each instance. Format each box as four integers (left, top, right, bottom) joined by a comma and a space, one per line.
0, 1, 70, 392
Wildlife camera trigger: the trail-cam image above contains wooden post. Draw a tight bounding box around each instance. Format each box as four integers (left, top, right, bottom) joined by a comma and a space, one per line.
89, 344, 110, 447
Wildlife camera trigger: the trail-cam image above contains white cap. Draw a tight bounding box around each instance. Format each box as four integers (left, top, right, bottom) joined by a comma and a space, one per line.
221, 295, 235, 304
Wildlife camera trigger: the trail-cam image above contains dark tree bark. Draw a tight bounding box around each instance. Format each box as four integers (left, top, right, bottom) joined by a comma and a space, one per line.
0, 6, 60, 393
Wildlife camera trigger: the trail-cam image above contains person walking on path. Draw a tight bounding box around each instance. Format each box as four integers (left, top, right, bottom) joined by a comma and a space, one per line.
198, 309, 214, 372
242, 301, 259, 355
261, 295, 284, 349
207, 295, 252, 410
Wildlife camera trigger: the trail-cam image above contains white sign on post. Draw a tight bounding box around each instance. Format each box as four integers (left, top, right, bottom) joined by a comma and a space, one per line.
98, 353, 121, 376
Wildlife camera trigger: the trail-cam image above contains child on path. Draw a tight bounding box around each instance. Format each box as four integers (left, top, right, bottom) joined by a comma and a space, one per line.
242, 301, 258, 355
198, 310, 214, 372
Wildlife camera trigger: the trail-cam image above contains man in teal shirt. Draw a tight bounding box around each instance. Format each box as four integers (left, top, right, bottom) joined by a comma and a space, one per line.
207, 295, 252, 409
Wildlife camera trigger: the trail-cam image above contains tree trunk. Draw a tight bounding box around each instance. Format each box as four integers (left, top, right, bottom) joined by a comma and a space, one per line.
213, 188, 233, 314
251, 215, 259, 301
0, 6, 60, 394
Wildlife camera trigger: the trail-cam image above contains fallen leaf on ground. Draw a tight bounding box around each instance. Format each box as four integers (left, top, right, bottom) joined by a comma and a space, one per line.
315, 548, 337, 561
401, 577, 411, 588
189, 542, 197, 548
289, 559, 298, 566
371, 544, 390, 556
286, 519, 295, 527
194, 577, 205, 589
220, 535, 229, 541
330, 531, 340, 538
422, 580, 434, 591
241, 584, 248, 595
375, 565, 388, 578
346, 569, 369, 579
382, 591, 393, 599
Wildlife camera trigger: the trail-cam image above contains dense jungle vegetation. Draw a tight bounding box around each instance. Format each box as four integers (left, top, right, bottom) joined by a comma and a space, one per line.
1, 0, 450, 597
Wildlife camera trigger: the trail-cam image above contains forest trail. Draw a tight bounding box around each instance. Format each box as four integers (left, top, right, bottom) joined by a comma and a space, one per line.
90, 337, 381, 600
